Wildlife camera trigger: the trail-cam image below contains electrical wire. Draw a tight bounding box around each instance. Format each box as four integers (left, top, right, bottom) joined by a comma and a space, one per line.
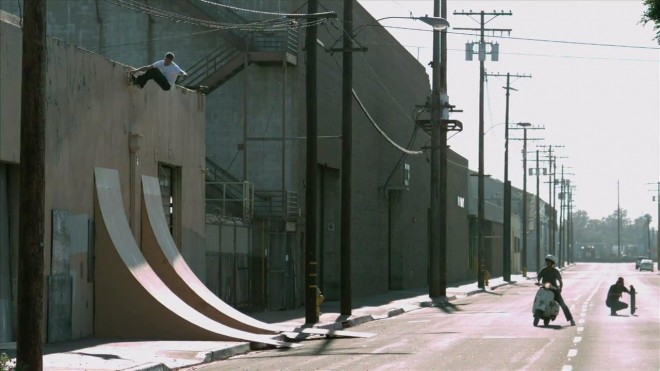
352, 89, 424, 155
353, 42, 658, 62
196, 0, 336, 19
373, 25, 659, 50
90, 28, 225, 51
326, 28, 430, 155
102, 0, 328, 32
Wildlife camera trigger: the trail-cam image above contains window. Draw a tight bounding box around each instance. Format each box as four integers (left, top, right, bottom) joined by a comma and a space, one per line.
158, 163, 180, 237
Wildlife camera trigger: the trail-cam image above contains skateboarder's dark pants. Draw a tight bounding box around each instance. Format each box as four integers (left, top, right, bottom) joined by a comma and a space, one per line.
606, 300, 628, 313
134, 68, 171, 90
554, 291, 574, 321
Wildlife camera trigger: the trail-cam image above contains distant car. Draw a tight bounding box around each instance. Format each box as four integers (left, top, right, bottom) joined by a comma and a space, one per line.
636, 256, 648, 269
639, 259, 654, 272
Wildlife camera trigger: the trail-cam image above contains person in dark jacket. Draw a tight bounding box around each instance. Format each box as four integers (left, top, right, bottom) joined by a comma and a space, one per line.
606, 277, 630, 316
537, 254, 575, 326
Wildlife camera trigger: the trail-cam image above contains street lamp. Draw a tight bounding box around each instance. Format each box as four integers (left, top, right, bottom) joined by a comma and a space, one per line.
331, 8, 451, 314
367, 15, 449, 30
362, 7, 456, 300
336, 15, 449, 50
417, 15, 450, 30
517, 122, 531, 276
427, 0, 461, 300
355, 9, 454, 300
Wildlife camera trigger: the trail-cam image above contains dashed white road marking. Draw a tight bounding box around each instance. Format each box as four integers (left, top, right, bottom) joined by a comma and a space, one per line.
573, 336, 582, 343
567, 349, 578, 357
562, 365, 573, 371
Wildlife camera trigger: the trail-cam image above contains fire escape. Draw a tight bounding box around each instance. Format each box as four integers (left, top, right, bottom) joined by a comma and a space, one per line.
179, 0, 300, 224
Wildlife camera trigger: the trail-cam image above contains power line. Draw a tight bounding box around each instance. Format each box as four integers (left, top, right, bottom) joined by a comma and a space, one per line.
358, 24, 659, 50
354, 42, 658, 62
102, 0, 329, 32
196, 0, 336, 19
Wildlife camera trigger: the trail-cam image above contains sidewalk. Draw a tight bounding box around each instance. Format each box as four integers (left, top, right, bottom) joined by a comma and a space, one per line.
1, 274, 530, 371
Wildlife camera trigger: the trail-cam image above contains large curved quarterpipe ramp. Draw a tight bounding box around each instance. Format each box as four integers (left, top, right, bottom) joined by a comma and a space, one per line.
93, 167, 292, 347
140, 175, 374, 339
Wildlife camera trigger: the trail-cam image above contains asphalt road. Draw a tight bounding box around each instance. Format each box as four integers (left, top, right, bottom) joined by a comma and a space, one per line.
185, 262, 659, 370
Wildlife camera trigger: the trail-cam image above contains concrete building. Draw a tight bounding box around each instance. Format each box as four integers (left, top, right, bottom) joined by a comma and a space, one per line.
0, 0, 475, 326
467, 173, 554, 277
0, 11, 206, 342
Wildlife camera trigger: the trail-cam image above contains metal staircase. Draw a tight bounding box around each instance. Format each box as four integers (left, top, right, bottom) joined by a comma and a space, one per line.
253, 189, 300, 221
181, 0, 299, 94
205, 157, 300, 223
205, 157, 254, 222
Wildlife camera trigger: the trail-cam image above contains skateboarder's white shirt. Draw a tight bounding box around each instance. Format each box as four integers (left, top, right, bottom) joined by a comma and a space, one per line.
152, 59, 185, 88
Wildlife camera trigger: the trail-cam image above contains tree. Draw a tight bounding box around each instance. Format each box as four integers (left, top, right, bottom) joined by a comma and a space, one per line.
641, 0, 660, 41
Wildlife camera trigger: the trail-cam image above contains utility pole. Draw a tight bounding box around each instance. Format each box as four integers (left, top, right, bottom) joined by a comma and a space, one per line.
305, 0, 319, 325
455, 10, 511, 288
521, 126, 529, 276
428, 0, 460, 300
617, 180, 621, 258
558, 167, 565, 266
655, 182, 660, 263
528, 149, 554, 270
535, 150, 541, 271
646, 214, 652, 257
339, 0, 353, 317
17, 0, 46, 368
538, 144, 564, 255
510, 124, 542, 276
650, 182, 660, 263
486, 72, 531, 281
557, 169, 574, 267
547, 147, 554, 254
567, 183, 574, 264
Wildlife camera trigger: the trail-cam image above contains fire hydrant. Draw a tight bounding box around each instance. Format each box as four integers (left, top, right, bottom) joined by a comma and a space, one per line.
484, 270, 491, 287
316, 287, 325, 317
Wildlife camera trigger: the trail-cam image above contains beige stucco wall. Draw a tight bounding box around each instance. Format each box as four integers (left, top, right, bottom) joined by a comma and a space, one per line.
0, 12, 206, 340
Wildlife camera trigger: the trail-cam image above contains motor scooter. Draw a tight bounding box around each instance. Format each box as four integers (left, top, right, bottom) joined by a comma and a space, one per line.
533, 282, 560, 326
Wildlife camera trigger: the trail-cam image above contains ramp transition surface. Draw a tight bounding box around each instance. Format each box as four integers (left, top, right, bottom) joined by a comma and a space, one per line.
93, 167, 292, 346
140, 175, 373, 339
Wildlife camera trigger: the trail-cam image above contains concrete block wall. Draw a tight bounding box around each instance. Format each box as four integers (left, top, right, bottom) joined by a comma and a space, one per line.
0, 0, 482, 304
0, 12, 206, 340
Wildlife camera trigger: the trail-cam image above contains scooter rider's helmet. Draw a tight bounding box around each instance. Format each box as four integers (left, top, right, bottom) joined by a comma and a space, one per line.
545, 254, 557, 265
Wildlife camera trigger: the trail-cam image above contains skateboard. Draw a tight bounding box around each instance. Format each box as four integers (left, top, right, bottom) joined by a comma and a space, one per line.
630, 285, 636, 315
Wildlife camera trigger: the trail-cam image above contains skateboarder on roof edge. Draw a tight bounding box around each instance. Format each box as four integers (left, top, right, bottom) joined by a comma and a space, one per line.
129, 52, 187, 91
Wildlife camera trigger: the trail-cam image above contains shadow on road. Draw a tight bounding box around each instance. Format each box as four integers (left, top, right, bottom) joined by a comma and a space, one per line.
536, 324, 564, 330
433, 302, 465, 314
482, 290, 504, 297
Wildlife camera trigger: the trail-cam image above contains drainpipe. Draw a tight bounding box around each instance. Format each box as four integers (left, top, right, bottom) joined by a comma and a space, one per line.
129, 133, 142, 242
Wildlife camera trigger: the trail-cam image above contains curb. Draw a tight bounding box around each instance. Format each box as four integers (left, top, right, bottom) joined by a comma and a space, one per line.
134, 279, 523, 370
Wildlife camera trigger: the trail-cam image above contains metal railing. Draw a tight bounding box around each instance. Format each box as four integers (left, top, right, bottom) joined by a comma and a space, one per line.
206, 181, 254, 222
185, 47, 243, 89
253, 190, 300, 219
185, 28, 298, 91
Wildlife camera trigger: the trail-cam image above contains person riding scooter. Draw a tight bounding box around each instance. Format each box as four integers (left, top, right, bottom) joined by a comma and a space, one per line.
537, 254, 576, 326
606, 277, 630, 316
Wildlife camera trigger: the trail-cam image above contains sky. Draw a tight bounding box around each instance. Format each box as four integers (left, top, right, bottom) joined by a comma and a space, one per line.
356, 0, 659, 223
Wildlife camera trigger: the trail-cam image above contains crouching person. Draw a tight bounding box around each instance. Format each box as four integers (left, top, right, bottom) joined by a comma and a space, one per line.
606, 277, 630, 316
